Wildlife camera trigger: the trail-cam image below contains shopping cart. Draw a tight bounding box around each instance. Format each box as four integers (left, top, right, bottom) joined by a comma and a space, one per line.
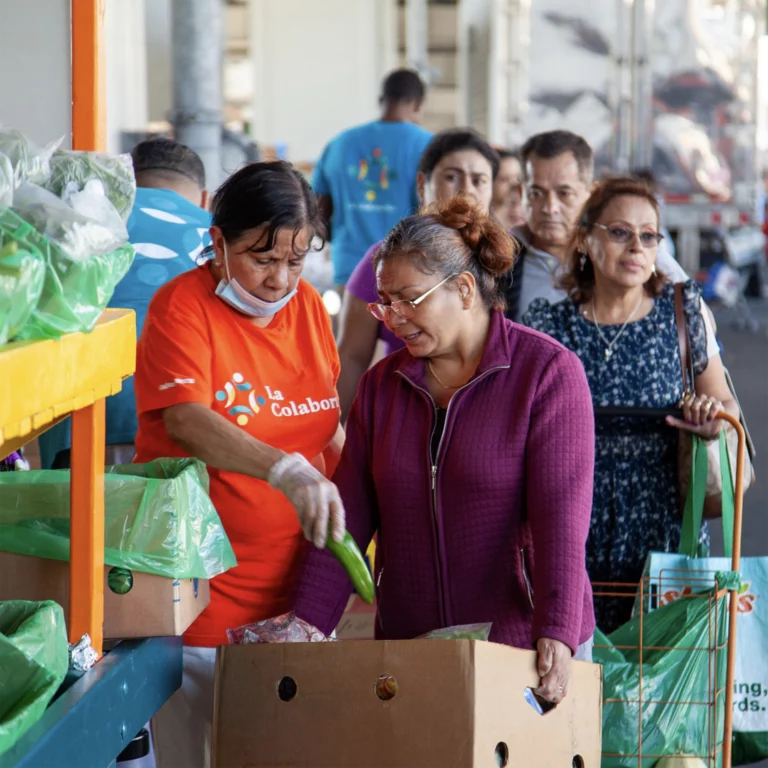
592, 406, 747, 768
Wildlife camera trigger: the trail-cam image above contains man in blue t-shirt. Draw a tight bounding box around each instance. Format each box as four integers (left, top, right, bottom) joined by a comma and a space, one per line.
38, 137, 211, 469
313, 69, 432, 287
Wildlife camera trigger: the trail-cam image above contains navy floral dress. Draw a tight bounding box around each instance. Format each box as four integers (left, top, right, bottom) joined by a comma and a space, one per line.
523, 281, 710, 633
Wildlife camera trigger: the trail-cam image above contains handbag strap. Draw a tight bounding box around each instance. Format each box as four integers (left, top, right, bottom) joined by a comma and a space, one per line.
679, 432, 735, 559
673, 282, 694, 395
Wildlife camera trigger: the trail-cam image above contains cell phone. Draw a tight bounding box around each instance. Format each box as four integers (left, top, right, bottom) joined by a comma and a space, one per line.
524, 687, 557, 715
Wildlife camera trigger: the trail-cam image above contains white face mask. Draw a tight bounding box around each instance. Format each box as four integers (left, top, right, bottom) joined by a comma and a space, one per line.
214, 244, 298, 318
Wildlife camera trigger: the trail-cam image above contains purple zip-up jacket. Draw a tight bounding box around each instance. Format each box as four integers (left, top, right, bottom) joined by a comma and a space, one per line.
294, 310, 596, 653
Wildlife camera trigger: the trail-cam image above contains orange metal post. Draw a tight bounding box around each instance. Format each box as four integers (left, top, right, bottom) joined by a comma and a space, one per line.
70, 0, 107, 658
69, 401, 106, 656
719, 411, 746, 768
71, 0, 106, 151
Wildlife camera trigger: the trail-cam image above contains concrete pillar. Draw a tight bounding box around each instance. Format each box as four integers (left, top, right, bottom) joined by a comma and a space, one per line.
171, 0, 223, 188
405, 0, 429, 77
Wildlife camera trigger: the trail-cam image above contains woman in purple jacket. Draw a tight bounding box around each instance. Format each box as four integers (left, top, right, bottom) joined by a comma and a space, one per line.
294, 196, 596, 703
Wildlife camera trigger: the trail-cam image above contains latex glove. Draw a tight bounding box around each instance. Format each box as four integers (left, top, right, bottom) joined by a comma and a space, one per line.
268, 453, 346, 548
666, 392, 724, 440
535, 637, 572, 704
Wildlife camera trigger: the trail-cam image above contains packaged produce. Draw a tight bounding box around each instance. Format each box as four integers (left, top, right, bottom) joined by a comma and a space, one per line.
418, 623, 493, 641
44, 148, 136, 221
10, 182, 134, 339
0, 128, 59, 187
0, 210, 45, 345
227, 612, 330, 645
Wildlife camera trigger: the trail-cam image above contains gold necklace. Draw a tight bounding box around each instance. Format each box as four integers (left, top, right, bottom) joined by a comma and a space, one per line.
427, 360, 471, 389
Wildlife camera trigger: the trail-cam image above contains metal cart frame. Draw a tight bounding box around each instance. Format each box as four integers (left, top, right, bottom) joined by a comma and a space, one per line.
593, 411, 747, 768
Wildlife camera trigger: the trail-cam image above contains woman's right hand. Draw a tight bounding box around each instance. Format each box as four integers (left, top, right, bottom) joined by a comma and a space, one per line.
666, 392, 724, 440
267, 453, 346, 548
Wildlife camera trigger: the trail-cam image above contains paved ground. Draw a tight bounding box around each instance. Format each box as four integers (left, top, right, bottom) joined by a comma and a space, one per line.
710, 299, 768, 767
709, 299, 768, 559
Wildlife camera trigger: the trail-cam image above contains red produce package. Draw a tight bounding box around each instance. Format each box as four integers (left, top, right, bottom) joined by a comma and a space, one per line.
227, 612, 331, 645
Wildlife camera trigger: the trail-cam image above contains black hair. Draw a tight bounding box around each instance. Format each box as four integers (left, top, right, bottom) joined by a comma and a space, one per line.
497, 147, 522, 163
210, 161, 324, 256
376, 196, 517, 311
381, 69, 425, 105
520, 130, 594, 183
131, 137, 206, 188
632, 168, 656, 187
418, 128, 501, 180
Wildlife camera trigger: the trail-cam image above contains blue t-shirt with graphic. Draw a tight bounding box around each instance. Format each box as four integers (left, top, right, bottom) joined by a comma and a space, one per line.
313, 120, 432, 284
37, 187, 212, 468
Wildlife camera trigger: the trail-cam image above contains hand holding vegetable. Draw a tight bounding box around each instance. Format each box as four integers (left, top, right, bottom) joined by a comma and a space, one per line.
268, 453, 345, 548
535, 637, 572, 704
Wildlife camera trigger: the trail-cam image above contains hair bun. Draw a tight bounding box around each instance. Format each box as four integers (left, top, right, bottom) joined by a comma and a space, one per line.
434, 196, 517, 277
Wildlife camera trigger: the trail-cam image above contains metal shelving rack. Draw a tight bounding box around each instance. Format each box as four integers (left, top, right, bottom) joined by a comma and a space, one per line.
0, 3, 182, 766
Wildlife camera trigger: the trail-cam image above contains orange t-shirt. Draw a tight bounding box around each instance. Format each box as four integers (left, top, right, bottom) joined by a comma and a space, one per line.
133, 265, 340, 646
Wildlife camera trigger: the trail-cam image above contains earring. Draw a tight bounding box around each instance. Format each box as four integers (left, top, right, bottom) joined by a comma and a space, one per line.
579, 253, 587, 271
651, 263, 657, 275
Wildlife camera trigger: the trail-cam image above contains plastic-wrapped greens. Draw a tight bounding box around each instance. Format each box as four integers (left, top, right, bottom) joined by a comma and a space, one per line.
0, 128, 59, 187
44, 149, 136, 222
0, 210, 45, 345
10, 182, 133, 339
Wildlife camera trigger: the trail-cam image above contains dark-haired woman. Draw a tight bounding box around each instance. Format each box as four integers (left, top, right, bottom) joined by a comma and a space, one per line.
337, 128, 501, 420
523, 177, 738, 633
136, 162, 345, 767
294, 197, 596, 705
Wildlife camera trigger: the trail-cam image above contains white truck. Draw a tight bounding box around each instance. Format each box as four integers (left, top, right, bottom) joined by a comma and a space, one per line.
470, 0, 766, 293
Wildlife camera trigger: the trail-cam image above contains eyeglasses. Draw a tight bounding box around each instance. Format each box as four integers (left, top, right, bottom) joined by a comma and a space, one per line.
367, 274, 457, 322
593, 223, 664, 248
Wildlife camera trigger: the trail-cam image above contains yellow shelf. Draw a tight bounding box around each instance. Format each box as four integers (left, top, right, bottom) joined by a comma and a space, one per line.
0, 309, 136, 452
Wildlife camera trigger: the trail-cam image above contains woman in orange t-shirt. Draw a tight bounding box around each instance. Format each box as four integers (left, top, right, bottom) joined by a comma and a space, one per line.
135, 162, 345, 768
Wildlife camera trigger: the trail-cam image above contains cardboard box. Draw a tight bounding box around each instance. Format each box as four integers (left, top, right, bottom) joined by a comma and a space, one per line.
334, 594, 376, 640
0, 551, 209, 639
213, 639, 603, 768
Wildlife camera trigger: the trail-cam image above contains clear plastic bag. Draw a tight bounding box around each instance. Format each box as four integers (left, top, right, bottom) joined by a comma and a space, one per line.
0, 210, 45, 345
61, 179, 128, 238
13, 181, 127, 256
0, 128, 60, 187
0, 154, 13, 208
418, 623, 493, 641
0, 459, 237, 580
45, 149, 136, 222
10, 182, 134, 339
227, 612, 331, 645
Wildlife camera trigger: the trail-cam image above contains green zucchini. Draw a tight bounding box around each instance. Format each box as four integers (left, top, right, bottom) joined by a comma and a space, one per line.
326, 531, 374, 604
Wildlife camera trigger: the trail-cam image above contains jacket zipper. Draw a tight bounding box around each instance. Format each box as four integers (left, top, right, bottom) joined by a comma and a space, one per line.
397, 365, 510, 627
520, 547, 535, 610
376, 567, 384, 631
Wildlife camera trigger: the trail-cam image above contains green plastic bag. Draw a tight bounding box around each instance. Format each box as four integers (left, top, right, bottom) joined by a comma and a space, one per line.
644, 432, 768, 765
0, 600, 68, 756
0, 459, 236, 580
10, 182, 134, 340
596, 571, 735, 768
0, 210, 45, 345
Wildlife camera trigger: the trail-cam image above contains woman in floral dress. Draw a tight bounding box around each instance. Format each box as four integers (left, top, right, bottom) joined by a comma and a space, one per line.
524, 176, 738, 632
